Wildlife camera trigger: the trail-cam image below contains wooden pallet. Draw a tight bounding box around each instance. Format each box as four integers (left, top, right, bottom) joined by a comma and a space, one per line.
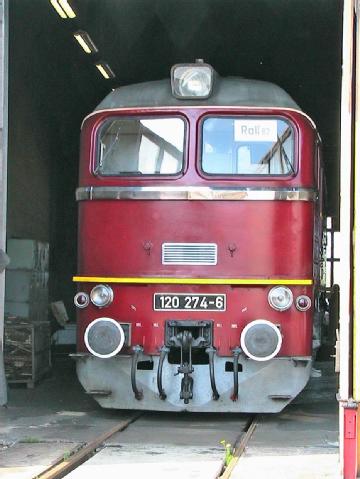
4, 319, 51, 387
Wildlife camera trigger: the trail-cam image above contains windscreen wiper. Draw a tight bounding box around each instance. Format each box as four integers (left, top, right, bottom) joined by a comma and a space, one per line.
278, 136, 295, 175
94, 123, 122, 174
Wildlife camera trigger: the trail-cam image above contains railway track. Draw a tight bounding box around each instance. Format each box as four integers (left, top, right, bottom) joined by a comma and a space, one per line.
218, 415, 258, 479
33, 413, 142, 479
32, 412, 258, 479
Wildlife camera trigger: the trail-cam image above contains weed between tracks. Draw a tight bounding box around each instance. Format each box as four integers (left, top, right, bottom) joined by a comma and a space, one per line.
220, 439, 234, 466
21, 436, 41, 443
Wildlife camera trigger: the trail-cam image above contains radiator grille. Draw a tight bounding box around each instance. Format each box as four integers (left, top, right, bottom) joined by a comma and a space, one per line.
162, 243, 217, 265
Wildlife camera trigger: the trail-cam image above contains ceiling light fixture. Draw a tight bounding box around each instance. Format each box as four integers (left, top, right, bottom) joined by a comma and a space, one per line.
50, 0, 76, 19
95, 62, 116, 80
74, 31, 98, 54
49, 0, 67, 18
58, 0, 76, 18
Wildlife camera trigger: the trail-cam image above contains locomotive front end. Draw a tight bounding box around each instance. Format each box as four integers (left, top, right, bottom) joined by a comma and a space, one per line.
72, 63, 324, 412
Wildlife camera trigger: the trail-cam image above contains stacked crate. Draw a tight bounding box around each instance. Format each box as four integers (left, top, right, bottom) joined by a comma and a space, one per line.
4, 239, 51, 387
5, 239, 49, 321
4, 318, 51, 387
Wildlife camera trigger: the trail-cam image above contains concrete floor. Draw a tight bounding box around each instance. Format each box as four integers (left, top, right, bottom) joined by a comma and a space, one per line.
82, 412, 250, 479
0, 356, 248, 479
231, 362, 340, 478
0, 356, 135, 478
0, 357, 339, 479
0, 357, 128, 435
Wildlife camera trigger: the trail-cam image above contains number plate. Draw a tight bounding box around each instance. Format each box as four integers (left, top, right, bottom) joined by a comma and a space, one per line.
154, 293, 226, 311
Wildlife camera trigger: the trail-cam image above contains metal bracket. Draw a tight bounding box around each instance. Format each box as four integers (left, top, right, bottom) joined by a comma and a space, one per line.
231, 347, 242, 401
86, 390, 111, 397
131, 345, 144, 400
157, 345, 170, 400
206, 347, 220, 400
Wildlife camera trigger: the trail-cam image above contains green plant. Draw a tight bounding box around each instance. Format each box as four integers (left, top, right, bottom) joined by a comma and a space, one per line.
63, 451, 71, 461
220, 439, 234, 466
21, 436, 41, 444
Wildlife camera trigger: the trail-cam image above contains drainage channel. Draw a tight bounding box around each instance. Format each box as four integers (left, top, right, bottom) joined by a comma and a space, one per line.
32, 412, 253, 479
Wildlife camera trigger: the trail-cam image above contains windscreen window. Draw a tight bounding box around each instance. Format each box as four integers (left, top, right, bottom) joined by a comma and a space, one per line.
96, 118, 185, 176
201, 117, 295, 175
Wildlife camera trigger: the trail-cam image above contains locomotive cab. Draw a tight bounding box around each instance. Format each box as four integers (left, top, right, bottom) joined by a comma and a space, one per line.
72, 61, 325, 412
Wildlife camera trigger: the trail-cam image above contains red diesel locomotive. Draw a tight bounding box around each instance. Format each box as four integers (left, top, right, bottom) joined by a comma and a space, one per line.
72, 61, 325, 412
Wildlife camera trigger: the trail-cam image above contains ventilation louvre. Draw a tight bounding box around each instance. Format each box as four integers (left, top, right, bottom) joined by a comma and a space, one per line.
162, 243, 217, 265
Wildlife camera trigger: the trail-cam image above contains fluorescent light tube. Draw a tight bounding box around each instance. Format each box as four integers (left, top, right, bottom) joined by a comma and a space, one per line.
95, 62, 116, 80
50, 0, 67, 18
74, 31, 98, 54
58, 0, 76, 18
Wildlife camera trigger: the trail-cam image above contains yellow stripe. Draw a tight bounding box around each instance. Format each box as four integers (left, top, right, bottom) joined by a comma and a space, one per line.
73, 276, 313, 286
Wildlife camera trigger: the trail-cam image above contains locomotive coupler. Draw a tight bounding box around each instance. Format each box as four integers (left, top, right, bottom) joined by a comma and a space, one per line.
174, 330, 195, 404
165, 321, 213, 404
179, 363, 194, 404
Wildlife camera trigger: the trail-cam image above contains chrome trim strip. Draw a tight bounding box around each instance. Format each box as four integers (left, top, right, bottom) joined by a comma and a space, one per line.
76, 186, 317, 202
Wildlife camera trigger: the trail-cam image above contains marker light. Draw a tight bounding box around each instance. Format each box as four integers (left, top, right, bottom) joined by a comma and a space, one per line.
295, 295, 312, 312
90, 284, 114, 308
268, 286, 293, 311
171, 61, 214, 99
84, 318, 125, 358
241, 319, 282, 361
74, 292, 90, 309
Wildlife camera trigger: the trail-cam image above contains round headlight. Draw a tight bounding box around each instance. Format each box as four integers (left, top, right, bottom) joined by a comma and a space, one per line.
295, 295, 312, 312
268, 286, 293, 311
240, 319, 282, 361
74, 292, 90, 309
84, 317, 125, 358
90, 284, 114, 308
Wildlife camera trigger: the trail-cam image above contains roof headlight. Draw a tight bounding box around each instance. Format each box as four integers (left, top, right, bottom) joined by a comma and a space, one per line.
90, 284, 114, 308
268, 286, 293, 311
171, 60, 214, 99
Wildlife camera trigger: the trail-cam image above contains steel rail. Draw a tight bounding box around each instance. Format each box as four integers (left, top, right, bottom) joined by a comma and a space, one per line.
32, 412, 142, 479
218, 415, 258, 479
31, 411, 255, 479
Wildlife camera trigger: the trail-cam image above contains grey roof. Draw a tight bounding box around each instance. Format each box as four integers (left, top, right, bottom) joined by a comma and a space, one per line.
95, 77, 300, 111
